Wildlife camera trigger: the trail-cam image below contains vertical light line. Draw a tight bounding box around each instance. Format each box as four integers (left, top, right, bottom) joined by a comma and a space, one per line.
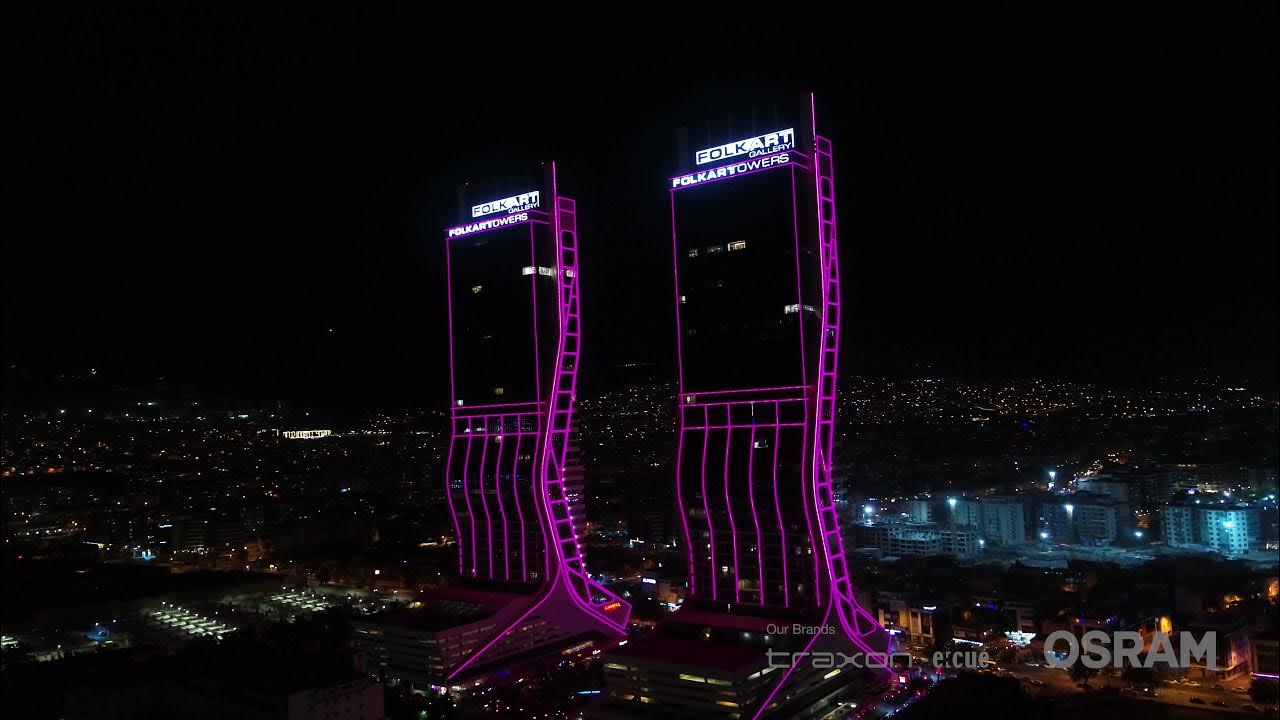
700, 405, 716, 601
529, 221, 542, 417
809, 99, 832, 610
443, 239, 463, 573
669, 190, 686, 394
546, 162, 561, 588
674, 412, 695, 596
494, 414, 510, 582
813, 129, 840, 618
671, 190, 699, 598
528, 219, 548, 584
511, 424, 527, 582
723, 418, 740, 604
772, 407, 788, 608
477, 416, 494, 579
444, 429, 463, 573
747, 421, 765, 605
444, 233, 458, 407
536, 181, 561, 588
791, 164, 808, 388
800, 399, 821, 606
460, 424, 477, 576
810, 91, 818, 141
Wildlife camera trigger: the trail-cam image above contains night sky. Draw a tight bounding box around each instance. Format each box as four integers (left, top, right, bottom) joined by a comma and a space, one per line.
9, 5, 1277, 410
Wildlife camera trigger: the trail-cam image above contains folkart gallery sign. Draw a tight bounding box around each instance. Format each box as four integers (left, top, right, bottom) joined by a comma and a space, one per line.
695, 128, 795, 165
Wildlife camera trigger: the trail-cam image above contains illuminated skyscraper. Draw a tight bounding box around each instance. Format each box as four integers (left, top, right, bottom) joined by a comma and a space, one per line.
356, 164, 629, 692
602, 96, 891, 719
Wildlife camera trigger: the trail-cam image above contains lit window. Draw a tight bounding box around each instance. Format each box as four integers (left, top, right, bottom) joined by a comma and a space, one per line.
727, 240, 746, 251
522, 266, 535, 276
471, 285, 483, 294
707, 245, 724, 254
493, 387, 504, 396
687, 249, 698, 258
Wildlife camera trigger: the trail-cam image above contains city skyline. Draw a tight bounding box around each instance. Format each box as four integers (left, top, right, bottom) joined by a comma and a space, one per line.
4, 6, 1278, 720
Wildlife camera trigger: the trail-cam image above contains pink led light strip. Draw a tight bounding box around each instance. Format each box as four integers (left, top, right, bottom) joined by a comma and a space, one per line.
808, 131, 886, 652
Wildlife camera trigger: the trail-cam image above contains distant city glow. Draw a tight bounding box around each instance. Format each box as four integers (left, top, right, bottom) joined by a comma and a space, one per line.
282, 429, 332, 440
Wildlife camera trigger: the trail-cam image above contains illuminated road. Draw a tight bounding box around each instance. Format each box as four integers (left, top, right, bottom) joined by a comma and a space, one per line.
1013, 663, 1272, 714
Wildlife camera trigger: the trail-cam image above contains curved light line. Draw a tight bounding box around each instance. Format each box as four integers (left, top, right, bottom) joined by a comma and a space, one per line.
700, 405, 716, 601
493, 415, 510, 582
723, 422, 740, 603
674, 417, 695, 596
773, 416, 788, 607
460, 429, 477, 576
511, 426, 527, 582
747, 423, 765, 605
477, 418, 494, 579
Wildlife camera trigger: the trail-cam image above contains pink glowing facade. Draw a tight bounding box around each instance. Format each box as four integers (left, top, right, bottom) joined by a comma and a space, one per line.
669, 96, 889, 698
439, 163, 629, 682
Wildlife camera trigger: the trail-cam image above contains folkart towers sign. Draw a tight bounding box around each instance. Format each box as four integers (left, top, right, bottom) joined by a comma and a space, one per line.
671, 152, 792, 189
446, 212, 531, 238
694, 128, 795, 165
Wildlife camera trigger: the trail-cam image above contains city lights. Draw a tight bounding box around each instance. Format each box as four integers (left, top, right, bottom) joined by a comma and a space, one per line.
7, 25, 1275, 720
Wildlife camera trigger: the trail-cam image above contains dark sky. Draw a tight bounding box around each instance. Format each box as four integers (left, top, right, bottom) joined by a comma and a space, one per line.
8, 5, 1277, 409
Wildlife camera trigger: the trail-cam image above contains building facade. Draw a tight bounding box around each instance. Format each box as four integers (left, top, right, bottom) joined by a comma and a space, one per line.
1161, 502, 1261, 556
434, 164, 629, 684
600, 96, 890, 720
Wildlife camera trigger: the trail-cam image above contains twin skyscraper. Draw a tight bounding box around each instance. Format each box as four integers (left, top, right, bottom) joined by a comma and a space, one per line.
437, 94, 890, 718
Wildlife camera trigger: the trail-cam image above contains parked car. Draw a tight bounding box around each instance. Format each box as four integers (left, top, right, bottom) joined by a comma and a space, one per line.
1189, 697, 1205, 705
